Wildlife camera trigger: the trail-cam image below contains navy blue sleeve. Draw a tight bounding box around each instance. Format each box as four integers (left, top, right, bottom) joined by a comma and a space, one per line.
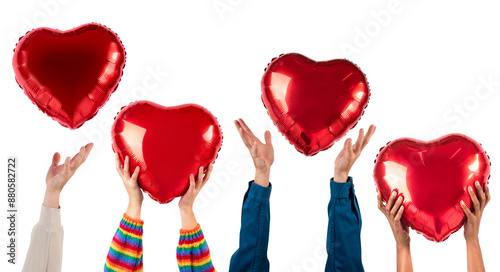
229, 181, 271, 272
325, 177, 364, 272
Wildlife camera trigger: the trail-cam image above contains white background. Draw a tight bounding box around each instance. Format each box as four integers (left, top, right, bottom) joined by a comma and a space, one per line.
1, 0, 500, 271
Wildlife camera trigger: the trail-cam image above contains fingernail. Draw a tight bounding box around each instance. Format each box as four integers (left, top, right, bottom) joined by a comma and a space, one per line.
460, 200, 465, 205
475, 181, 480, 186
398, 196, 402, 201
468, 186, 473, 192
392, 191, 396, 196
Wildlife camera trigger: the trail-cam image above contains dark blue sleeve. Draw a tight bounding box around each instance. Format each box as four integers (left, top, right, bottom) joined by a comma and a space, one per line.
229, 181, 271, 272
325, 177, 364, 272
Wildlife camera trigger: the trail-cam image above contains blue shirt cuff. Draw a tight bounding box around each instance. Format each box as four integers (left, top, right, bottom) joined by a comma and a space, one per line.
330, 176, 354, 198
247, 180, 272, 202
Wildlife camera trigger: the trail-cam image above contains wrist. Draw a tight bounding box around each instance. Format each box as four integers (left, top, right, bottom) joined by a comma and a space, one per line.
126, 201, 142, 220
333, 172, 348, 183
254, 169, 270, 187
465, 236, 480, 245
179, 205, 194, 214
397, 243, 411, 251
43, 188, 60, 208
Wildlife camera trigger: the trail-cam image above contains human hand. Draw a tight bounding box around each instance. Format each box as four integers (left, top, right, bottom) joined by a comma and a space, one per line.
333, 125, 376, 183
178, 165, 213, 229
178, 164, 213, 212
115, 154, 143, 206
378, 190, 411, 248
234, 119, 274, 187
43, 143, 93, 208
461, 181, 490, 242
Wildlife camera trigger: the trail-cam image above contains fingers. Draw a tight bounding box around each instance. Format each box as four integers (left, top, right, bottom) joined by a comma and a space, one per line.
353, 129, 364, 153
485, 182, 491, 205
131, 166, 140, 181
394, 205, 404, 222
237, 118, 255, 137
123, 156, 130, 176
62, 156, 71, 176
475, 181, 486, 208
361, 125, 376, 149
264, 131, 272, 146
80, 143, 94, 163
115, 154, 123, 175
377, 191, 384, 211
197, 166, 204, 185
70, 146, 86, 168
386, 191, 397, 212
343, 138, 352, 151
202, 164, 214, 187
188, 173, 196, 192
390, 196, 403, 218
52, 152, 61, 166
461, 200, 473, 218
237, 126, 253, 149
468, 186, 480, 213
234, 119, 243, 131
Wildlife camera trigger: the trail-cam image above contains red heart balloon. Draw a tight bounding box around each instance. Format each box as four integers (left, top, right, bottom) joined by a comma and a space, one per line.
12, 23, 126, 129
261, 53, 370, 156
374, 134, 491, 242
111, 101, 223, 204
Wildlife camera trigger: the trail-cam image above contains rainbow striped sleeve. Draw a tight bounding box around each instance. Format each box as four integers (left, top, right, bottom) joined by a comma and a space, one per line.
177, 224, 216, 272
104, 213, 144, 272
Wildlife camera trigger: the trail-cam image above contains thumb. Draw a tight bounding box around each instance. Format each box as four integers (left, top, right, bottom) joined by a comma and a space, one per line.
52, 152, 61, 166
344, 138, 352, 150
264, 131, 272, 146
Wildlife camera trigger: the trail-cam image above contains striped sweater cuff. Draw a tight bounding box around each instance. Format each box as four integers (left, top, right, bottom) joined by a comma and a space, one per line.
177, 224, 216, 272
104, 214, 144, 272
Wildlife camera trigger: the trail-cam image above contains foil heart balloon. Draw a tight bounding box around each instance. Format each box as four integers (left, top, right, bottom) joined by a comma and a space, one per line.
12, 23, 126, 129
111, 101, 223, 204
374, 134, 491, 242
261, 53, 370, 156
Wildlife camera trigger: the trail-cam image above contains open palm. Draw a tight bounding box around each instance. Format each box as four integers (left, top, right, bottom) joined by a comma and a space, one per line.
334, 125, 376, 182
46, 143, 93, 193
234, 119, 274, 172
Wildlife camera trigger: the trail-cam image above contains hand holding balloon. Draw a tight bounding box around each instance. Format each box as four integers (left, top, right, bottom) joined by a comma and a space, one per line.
234, 119, 274, 188
44, 143, 93, 208
378, 191, 411, 247
178, 165, 213, 230
461, 181, 490, 241
461, 181, 490, 272
378, 191, 413, 272
333, 125, 376, 183
115, 155, 143, 220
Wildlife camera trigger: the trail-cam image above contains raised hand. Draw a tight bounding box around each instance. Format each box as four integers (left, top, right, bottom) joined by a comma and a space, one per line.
378, 191, 413, 272
178, 165, 213, 229
234, 119, 274, 187
334, 125, 376, 183
461, 181, 490, 241
115, 154, 143, 219
378, 191, 411, 247
43, 143, 93, 208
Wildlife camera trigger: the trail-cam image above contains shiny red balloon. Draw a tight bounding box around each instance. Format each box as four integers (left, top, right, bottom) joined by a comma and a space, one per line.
111, 101, 223, 204
374, 134, 491, 242
12, 23, 126, 129
261, 53, 370, 156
